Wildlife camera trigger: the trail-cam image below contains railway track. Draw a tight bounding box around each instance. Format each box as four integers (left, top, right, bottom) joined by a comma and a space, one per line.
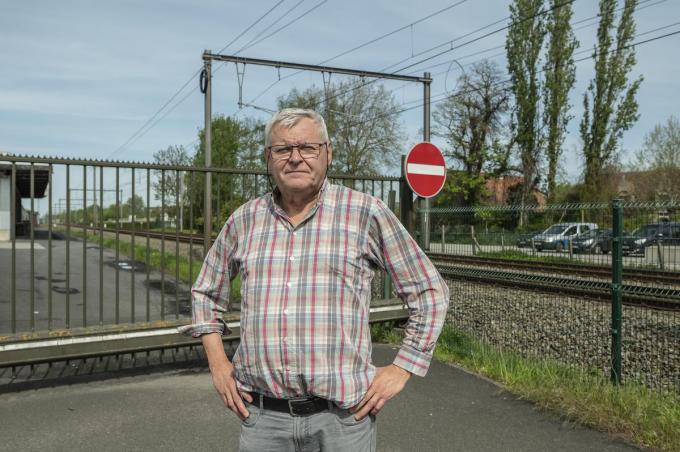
71, 225, 206, 245
65, 226, 679, 310
427, 252, 680, 286
436, 265, 680, 311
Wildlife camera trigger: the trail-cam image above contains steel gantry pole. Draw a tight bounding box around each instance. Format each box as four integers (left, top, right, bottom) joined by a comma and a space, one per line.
202, 51, 212, 255
200, 52, 431, 239
421, 72, 432, 250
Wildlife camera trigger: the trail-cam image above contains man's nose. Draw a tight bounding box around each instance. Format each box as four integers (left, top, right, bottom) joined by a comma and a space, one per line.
287, 147, 303, 163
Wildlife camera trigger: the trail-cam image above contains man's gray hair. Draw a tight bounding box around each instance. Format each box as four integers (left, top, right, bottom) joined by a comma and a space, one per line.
264, 108, 329, 147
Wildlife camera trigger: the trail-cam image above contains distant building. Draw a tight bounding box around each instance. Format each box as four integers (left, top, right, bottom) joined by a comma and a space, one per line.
484, 175, 547, 207
0, 157, 51, 240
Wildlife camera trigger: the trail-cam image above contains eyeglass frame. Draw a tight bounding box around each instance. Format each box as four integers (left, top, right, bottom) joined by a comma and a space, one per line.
266, 142, 329, 161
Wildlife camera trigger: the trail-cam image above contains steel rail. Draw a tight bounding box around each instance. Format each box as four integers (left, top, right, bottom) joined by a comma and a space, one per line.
437, 265, 680, 311
428, 252, 680, 286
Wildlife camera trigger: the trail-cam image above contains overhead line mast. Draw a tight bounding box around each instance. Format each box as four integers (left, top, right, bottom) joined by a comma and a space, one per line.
200, 51, 433, 248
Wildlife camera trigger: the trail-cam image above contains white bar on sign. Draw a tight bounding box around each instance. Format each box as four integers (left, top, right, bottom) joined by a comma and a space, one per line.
407, 163, 445, 176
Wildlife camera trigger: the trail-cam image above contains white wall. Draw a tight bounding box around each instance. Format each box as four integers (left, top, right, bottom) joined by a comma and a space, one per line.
0, 175, 10, 240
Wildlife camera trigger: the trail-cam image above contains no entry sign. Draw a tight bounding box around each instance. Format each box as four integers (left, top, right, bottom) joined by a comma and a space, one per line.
404, 142, 446, 198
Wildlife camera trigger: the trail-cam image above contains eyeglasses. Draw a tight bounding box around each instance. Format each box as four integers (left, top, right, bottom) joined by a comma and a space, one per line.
266, 142, 327, 161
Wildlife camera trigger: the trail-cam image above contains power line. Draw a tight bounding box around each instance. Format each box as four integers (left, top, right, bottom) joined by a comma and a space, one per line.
398, 0, 670, 80
107, 0, 287, 159
342, 25, 680, 133
308, 0, 670, 114
392, 0, 577, 75
245, 0, 472, 105
116, 1, 331, 155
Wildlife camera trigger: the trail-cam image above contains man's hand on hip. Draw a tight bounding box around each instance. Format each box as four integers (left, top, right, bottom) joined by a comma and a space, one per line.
350, 364, 411, 420
209, 359, 253, 421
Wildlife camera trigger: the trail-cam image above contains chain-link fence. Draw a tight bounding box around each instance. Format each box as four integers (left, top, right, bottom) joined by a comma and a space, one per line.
420, 201, 680, 393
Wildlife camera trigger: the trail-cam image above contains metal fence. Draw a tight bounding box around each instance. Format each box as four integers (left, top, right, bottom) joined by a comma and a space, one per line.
0, 155, 403, 348
421, 201, 680, 393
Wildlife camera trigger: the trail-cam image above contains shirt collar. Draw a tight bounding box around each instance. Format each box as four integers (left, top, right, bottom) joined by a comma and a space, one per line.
269, 178, 330, 221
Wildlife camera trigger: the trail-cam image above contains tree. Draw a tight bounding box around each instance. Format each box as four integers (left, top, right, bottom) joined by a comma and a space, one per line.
580, 0, 642, 201
506, 0, 545, 220
542, 0, 578, 202
152, 145, 190, 203
277, 79, 404, 176
187, 115, 265, 229
432, 60, 510, 206
633, 116, 680, 200
122, 195, 145, 218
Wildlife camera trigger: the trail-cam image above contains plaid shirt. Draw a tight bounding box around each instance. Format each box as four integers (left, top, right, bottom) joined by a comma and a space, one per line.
179, 180, 449, 408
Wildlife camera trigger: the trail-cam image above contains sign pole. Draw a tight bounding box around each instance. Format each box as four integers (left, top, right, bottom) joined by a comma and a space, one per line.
422, 72, 431, 250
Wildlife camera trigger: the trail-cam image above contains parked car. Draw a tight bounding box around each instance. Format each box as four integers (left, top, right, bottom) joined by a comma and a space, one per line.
532, 222, 598, 252
622, 222, 680, 255
572, 228, 612, 254
515, 230, 542, 248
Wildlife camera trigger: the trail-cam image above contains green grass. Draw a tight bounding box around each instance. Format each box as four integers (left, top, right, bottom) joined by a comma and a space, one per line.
369, 321, 403, 344
62, 228, 241, 300
477, 249, 597, 265
431, 325, 680, 452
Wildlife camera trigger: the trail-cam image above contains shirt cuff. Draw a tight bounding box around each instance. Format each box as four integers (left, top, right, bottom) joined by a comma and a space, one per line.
177, 319, 231, 338
392, 343, 432, 377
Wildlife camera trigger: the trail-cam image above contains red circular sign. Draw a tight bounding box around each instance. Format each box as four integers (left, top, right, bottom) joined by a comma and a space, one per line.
404, 142, 446, 198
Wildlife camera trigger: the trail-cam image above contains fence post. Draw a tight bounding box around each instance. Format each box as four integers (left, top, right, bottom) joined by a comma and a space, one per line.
656, 239, 664, 271
382, 190, 396, 300
399, 155, 414, 235
611, 199, 623, 385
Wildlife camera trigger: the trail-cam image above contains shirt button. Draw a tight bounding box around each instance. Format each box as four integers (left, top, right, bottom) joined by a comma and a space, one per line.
283, 337, 288, 343
289, 256, 295, 261
283, 308, 289, 315
286, 282, 291, 288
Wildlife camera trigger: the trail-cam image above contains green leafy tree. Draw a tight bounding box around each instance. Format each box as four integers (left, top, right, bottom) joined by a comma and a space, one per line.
277, 79, 404, 176
506, 0, 545, 221
542, 0, 578, 202
187, 115, 265, 229
122, 194, 145, 218
580, 0, 642, 201
432, 60, 510, 206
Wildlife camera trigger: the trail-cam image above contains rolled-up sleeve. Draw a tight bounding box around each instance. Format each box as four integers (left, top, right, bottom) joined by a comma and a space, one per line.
177, 216, 239, 338
367, 199, 450, 376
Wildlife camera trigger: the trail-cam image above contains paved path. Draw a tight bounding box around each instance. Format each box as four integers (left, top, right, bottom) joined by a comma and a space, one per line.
0, 344, 638, 452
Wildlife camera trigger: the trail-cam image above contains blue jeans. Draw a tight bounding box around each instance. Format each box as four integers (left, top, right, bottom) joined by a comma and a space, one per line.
239, 398, 377, 452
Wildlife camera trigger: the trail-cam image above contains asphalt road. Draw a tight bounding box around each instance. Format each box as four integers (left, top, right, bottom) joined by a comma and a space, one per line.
0, 231, 192, 334
0, 344, 638, 452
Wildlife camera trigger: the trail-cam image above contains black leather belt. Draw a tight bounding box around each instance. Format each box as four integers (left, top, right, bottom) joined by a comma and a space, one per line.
256, 393, 333, 416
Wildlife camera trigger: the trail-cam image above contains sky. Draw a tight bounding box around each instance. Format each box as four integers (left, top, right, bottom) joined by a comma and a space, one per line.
1, 0, 679, 184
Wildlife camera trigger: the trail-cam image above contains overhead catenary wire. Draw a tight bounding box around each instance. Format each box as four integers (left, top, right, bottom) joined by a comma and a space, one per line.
107, 0, 287, 159
337, 26, 680, 136
249, 0, 671, 120
241, 0, 578, 119
245, 0, 472, 106
109, 0, 326, 158
401, 0, 666, 77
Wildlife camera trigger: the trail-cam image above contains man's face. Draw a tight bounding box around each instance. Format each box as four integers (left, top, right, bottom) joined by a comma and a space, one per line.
267, 117, 332, 196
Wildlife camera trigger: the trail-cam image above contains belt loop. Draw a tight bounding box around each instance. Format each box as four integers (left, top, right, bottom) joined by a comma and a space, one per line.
258, 393, 264, 410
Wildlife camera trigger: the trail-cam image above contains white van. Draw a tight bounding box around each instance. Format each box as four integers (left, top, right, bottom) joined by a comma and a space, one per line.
532, 222, 598, 252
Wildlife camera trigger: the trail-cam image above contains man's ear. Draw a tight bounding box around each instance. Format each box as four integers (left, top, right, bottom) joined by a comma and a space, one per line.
326, 143, 332, 166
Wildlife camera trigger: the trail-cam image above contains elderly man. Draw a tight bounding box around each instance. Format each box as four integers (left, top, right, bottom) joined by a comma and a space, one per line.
180, 108, 449, 451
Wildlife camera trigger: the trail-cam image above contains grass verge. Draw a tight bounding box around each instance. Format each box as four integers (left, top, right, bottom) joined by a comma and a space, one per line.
371, 322, 680, 451
476, 249, 595, 265
61, 228, 241, 300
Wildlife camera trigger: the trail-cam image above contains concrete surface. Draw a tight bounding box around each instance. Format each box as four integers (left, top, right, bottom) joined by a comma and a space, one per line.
0, 231, 192, 334
0, 344, 638, 452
